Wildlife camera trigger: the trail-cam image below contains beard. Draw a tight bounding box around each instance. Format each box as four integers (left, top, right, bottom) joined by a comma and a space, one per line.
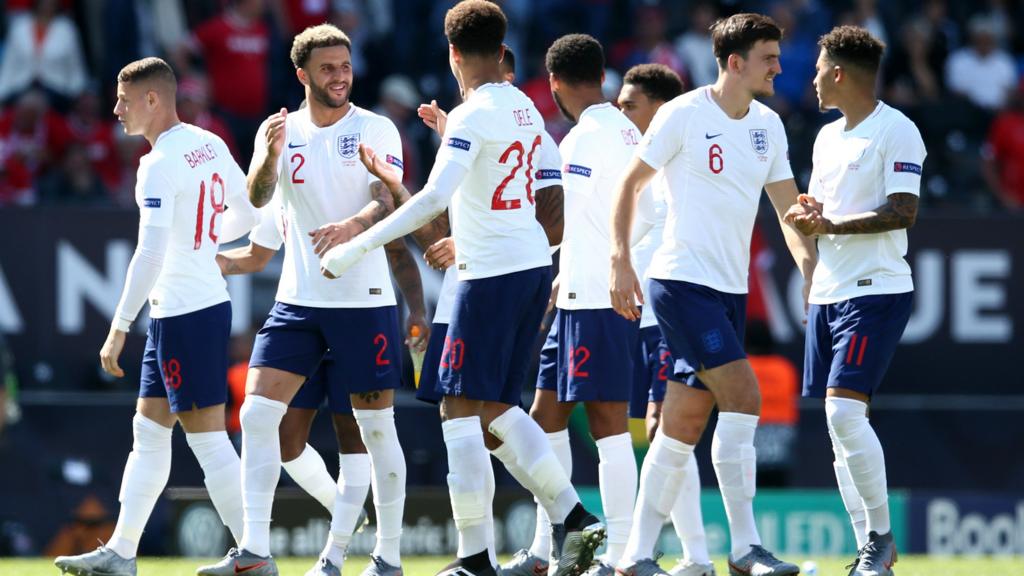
309, 79, 349, 109
552, 90, 575, 123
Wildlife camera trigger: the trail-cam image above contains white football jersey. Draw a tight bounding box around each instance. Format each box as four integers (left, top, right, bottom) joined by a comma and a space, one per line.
640, 86, 793, 294
255, 105, 403, 308
808, 102, 926, 304
634, 173, 669, 329
137, 123, 249, 318
436, 82, 552, 280
557, 103, 641, 309
249, 196, 284, 250
433, 266, 458, 325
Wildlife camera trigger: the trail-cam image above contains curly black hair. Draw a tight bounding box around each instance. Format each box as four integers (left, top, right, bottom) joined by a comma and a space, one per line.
445, 0, 506, 57
545, 33, 604, 86
623, 64, 684, 103
818, 25, 885, 72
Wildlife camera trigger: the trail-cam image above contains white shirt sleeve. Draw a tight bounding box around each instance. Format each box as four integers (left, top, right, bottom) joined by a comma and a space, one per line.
882, 120, 927, 196
321, 159, 468, 276
433, 105, 483, 170
534, 130, 562, 186
218, 158, 260, 243
249, 201, 284, 250
560, 133, 600, 199
637, 103, 685, 171
766, 115, 794, 185
137, 160, 177, 228
366, 118, 405, 184
111, 225, 171, 331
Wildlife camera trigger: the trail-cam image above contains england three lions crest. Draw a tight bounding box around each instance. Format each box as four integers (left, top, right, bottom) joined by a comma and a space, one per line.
749, 129, 769, 154
338, 133, 360, 159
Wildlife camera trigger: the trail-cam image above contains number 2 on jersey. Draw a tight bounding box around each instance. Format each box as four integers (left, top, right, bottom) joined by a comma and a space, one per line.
492, 135, 542, 210
193, 173, 226, 250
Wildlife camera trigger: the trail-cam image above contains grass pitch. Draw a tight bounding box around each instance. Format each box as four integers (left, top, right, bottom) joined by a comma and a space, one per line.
6, 554, 1020, 575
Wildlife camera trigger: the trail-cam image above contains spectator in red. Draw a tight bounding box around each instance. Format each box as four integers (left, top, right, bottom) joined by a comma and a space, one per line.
982, 84, 1024, 210
0, 0, 88, 111
272, 0, 332, 36
184, 0, 271, 162
0, 90, 72, 206
176, 75, 240, 162
66, 90, 122, 195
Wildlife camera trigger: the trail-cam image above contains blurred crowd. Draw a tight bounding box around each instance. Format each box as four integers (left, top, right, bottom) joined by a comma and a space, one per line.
1, 0, 1023, 212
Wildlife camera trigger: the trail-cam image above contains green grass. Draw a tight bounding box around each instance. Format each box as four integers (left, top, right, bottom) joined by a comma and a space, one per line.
8, 555, 1022, 575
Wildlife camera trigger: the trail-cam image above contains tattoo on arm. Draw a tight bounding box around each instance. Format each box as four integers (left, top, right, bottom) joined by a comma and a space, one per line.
534, 184, 564, 246
363, 181, 397, 226
829, 193, 918, 234
385, 238, 426, 315
409, 210, 450, 251
248, 160, 278, 208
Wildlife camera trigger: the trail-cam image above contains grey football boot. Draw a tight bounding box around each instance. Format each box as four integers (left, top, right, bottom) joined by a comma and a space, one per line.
668, 559, 716, 576
359, 554, 403, 576
195, 547, 278, 576
499, 549, 549, 576
850, 531, 897, 576
726, 545, 799, 576
305, 557, 342, 576
54, 546, 137, 576
581, 561, 615, 575
550, 507, 606, 576
615, 558, 669, 576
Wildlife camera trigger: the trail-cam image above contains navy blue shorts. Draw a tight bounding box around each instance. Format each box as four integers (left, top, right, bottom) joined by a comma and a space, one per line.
535, 312, 559, 392
289, 351, 355, 414
439, 266, 551, 404
649, 278, 747, 388
251, 303, 402, 397
803, 292, 913, 398
629, 325, 673, 418
555, 308, 639, 403
414, 322, 448, 405
140, 301, 231, 413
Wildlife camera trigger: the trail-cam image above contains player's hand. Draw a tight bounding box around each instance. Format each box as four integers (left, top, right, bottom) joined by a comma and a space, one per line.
424, 237, 456, 270
100, 328, 127, 378
321, 241, 367, 278
610, 255, 643, 321
792, 210, 833, 236
264, 107, 287, 159
547, 274, 560, 315
406, 315, 429, 352
358, 143, 402, 192
784, 194, 820, 224
310, 219, 364, 257
417, 100, 448, 137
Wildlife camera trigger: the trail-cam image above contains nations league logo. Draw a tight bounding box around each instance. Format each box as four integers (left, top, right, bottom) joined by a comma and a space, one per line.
338, 133, 360, 159
750, 129, 769, 154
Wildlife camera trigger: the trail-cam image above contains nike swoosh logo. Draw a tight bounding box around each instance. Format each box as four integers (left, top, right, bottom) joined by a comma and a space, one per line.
235, 561, 268, 573
705, 133, 722, 139
287, 142, 307, 149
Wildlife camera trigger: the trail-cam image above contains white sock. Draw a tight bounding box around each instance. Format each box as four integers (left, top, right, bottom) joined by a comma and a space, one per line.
621, 431, 692, 567
108, 414, 173, 559
484, 451, 497, 567
322, 453, 372, 566
596, 433, 637, 566
282, 444, 336, 511
443, 417, 491, 558
354, 407, 406, 567
829, 427, 868, 548
526, 430, 571, 559
491, 441, 548, 560
671, 456, 710, 565
238, 395, 287, 557
712, 412, 761, 558
826, 397, 890, 536
488, 408, 577, 524
186, 430, 243, 545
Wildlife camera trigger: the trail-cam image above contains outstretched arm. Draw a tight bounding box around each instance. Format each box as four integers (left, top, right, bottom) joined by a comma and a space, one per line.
765, 179, 818, 281
385, 238, 429, 352
788, 192, 918, 236
217, 242, 278, 275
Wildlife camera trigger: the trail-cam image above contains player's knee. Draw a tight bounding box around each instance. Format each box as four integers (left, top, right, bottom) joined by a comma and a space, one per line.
825, 396, 868, 440
279, 436, 305, 462
585, 404, 627, 439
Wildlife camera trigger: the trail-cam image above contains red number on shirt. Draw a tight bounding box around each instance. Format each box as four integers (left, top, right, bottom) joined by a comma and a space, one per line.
291, 153, 305, 184
193, 172, 226, 250
374, 333, 390, 366
162, 358, 182, 390
708, 144, 724, 174
569, 345, 591, 378
491, 136, 541, 210
657, 350, 672, 381
440, 337, 465, 370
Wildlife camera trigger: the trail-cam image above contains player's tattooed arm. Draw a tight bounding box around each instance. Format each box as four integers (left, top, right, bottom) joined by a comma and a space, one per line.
534, 184, 564, 246
409, 211, 450, 251
794, 193, 919, 236
248, 109, 287, 208
385, 238, 429, 352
